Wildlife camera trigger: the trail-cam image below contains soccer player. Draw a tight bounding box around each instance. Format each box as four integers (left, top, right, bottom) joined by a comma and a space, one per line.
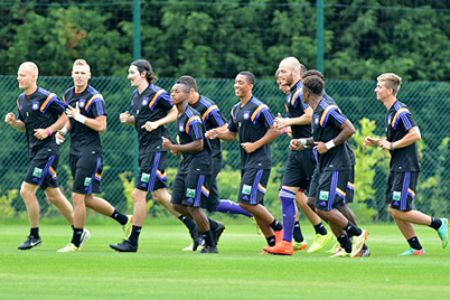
292, 73, 368, 258
208, 71, 283, 251
162, 81, 218, 253
365, 73, 448, 255
177, 75, 252, 218
266, 58, 332, 255
55, 59, 132, 252
4, 62, 74, 250
111, 59, 198, 252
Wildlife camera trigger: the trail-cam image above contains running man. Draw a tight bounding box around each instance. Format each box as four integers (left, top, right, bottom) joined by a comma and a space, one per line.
365, 73, 448, 255
5, 62, 74, 250
56, 59, 132, 252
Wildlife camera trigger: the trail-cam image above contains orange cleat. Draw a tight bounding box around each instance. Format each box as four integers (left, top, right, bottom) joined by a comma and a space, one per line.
275, 230, 284, 244
266, 240, 294, 256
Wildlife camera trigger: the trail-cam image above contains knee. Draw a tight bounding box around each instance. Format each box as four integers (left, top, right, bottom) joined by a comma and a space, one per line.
151, 191, 161, 203
132, 189, 145, 204
388, 206, 399, 218
20, 186, 34, 200
71, 193, 85, 207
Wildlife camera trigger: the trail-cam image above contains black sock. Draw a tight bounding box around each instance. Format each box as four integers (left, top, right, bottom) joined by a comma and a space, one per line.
314, 222, 327, 235
208, 218, 219, 232
337, 234, 352, 253
201, 230, 216, 247
30, 227, 39, 238
345, 222, 362, 238
407, 236, 422, 250
270, 219, 283, 231
71, 227, 83, 247
128, 225, 142, 246
266, 236, 276, 246
429, 217, 442, 230
110, 209, 128, 226
362, 244, 368, 250
293, 221, 304, 243
178, 215, 197, 233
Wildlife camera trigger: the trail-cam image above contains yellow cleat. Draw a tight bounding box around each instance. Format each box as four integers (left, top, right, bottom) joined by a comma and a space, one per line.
293, 241, 308, 251
57, 243, 79, 253
307, 232, 333, 253
122, 215, 133, 239
351, 229, 368, 258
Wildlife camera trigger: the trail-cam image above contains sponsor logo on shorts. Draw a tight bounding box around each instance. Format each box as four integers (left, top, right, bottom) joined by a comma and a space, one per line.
32, 167, 42, 178
141, 173, 150, 183
319, 190, 329, 201
84, 177, 92, 186
242, 184, 252, 195
393, 191, 401, 201
186, 188, 196, 198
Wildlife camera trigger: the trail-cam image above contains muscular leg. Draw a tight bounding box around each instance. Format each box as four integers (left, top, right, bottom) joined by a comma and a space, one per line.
152, 188, 181, 218
131, 188, 148, 227
20, 182, 40, 228
44, 187, 73, 224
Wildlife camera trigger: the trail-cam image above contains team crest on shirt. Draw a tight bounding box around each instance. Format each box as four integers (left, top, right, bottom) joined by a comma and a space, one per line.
31, 100, 39, 111
243, 110, 250, 120
179, 124, 184, 132
79, 98, 86, 108
387, 114, 392, 125
142, 97, 149, 106
314, 116, 320, 125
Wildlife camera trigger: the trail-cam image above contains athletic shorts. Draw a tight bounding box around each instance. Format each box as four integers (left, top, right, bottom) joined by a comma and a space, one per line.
238, 168, 271, 206
281, 149, 316, 191
345, 165, 355, 203
386, 171, 418, 211
171, 172, 211, 208
308, 166, 319, 199
205, 157, 222, 212
136, 151, 167, 192
314, 170, 349, 211
70, 153, 103, 195
24, 147, 59, 190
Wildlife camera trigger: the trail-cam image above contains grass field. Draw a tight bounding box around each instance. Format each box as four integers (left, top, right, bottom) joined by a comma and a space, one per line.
0, 221, 449, 300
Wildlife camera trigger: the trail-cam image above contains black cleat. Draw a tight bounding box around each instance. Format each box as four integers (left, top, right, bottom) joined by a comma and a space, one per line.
110, 240, 138, 252
18, 236, 41, 250
190, 228, 201, 251
214, 223, 226, 244
200, 246, 218, 254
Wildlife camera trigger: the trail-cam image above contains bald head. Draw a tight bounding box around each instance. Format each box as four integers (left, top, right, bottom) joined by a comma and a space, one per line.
277, 57, 303, 88
19, 62, 39, 77
278, 57, 302, 74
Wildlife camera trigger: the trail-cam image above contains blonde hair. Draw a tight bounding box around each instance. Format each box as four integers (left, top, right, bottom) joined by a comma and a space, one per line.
73, 59, 91, 73
377, 73, 402, 95
279, 57, 302, 74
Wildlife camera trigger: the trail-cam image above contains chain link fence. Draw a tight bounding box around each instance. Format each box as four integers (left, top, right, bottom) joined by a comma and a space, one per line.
0, 75, 448, 221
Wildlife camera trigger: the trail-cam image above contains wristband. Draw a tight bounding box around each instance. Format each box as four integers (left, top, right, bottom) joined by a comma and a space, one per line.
45, 128, 53, 136
325, 140, 336, 150
298, 138, 308, 146
74, 114, 87, 124
390, 142, 394, 150
60, 127, 68, 135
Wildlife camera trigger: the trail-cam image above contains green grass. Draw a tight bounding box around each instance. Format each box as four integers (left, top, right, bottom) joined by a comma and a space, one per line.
0, 222, 449, 300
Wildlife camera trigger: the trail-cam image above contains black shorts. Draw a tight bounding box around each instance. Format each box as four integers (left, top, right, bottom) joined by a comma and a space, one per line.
205, 157, 222, 212
345, 165, 355, 203
24, 147, 59, 190
308, 166, 319, 199
70, 153, 103, 195
238, 168, 270, 206
136, 151, 167, 192
314, 170, 349, 211
281, 149, 316, 191
386, 171, 418, 211
171, 172, 211, 208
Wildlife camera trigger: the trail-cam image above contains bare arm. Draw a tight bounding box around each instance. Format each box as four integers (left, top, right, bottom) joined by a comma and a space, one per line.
4, 113, 25, 131
142, 106, 177, 132
379, 126, 421, 150
276, 107, 313, 128
314, 119, 355, 154
162, 137, 203, 153
241, 126, 279, 154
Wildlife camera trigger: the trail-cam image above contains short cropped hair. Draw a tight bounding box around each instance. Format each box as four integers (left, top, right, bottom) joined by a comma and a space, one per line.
73, 59, 91, 73
302, 69, 324, 81
238, 71, 256, 86
302, 75, 325, 96
377, 73, 402, 95
177, 75, 198, 92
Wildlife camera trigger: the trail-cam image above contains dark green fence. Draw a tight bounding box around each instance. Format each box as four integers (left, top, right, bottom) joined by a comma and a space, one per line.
0, 75, 448, 221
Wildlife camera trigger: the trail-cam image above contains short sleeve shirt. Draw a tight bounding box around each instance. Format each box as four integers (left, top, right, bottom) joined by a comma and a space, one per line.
312, 97, 351, 171
129, 84, 173, 156
17, 87, 65, 158
63, 85, 106, 155
228, 96, 274, 169
177, 106, 211, 174
385, 100, 419, 172
287, 81, 312, 139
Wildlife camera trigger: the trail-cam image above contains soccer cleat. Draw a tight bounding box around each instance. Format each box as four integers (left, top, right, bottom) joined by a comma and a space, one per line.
182, 237, 205, 252
17, 236, 41, 250
307, 232, 333, 253
437, 218, 448, 248
110, 240, 138, 252
57, 243, 79, 253
79, 229, 91, 249
190, 228, 201, 251
215, 222, 226, 244
327, 242, 341, 254
122, 215, 133, 239
293, 241, 308, 252
356, 247, 371, 257
266, 241, 294, 255
330, 248, 350, 258
351, 229, 368, 258
199, 246, 218, 254
274, 230, 283, 244
399, 248, 425, 256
